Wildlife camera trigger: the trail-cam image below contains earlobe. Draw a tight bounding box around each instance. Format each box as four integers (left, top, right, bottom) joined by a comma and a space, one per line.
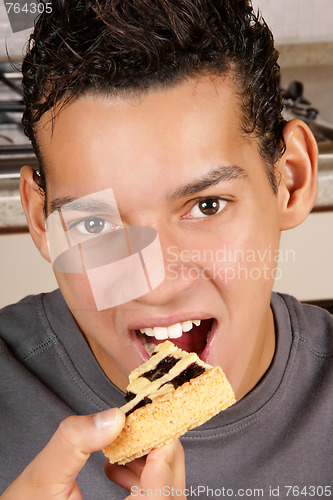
19, 166, 51, 262
277, 119, 318, 230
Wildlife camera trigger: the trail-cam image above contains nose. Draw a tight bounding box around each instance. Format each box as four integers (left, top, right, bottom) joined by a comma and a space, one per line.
137, 232, 202, 307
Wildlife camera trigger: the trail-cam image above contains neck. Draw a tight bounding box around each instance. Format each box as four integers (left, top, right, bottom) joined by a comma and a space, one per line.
234, 306, 276, 402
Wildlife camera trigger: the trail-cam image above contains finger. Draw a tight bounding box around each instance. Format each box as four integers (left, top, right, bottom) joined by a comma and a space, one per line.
105, 462, 140, 492
105, 456, 146, 491
171, 440, 186, 490
45, 409, 125, 485
3, 408, 125, 499
126, 456, 147, 476
140, 439, 186, 494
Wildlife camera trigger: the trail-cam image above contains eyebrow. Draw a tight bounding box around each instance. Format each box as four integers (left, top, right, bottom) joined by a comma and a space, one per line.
48, 197, 120, 216
48, 165, 247, 213
167, 165, 247, 201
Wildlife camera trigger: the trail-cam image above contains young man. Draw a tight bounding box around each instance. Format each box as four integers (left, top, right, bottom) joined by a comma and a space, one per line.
1, 0, 332, 498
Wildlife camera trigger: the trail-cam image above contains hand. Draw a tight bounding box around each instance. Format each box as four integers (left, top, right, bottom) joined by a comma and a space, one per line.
105, 439, 187, 499
1, 408, 125, 500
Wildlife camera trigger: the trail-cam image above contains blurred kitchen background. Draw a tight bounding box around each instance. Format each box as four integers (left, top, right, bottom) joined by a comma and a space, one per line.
0, 0, 333, 309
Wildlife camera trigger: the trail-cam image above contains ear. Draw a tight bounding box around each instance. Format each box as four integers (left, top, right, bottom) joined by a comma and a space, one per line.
277, 119, 318, 230
19, 166, 51, 262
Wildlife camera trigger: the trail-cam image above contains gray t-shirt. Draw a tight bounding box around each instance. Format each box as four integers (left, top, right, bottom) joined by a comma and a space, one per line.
0, 290, 332, 499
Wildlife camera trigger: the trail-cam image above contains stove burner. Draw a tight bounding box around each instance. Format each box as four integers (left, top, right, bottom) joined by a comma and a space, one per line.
0, 68, 23, 97
282, 80, 319, 120
0, 63, 37, 175
0, 134, 14, 146
281, 79, 333, 148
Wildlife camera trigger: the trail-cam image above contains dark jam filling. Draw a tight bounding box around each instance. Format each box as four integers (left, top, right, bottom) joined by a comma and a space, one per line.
164, 362, 205, 389
141, 355, 179, 382
125, 391, 136, 402
125, 397, 152, 417
124, 361, 206, 416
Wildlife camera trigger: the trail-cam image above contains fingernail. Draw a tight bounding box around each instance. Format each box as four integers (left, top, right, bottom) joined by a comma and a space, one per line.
93, 408, 124, 431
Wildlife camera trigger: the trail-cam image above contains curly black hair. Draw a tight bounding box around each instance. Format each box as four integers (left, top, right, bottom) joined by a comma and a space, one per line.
22, 0, 286, 193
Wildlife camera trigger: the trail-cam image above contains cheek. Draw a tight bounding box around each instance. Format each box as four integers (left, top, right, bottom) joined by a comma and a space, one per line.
194, 218, 280, 293
54, 271, 98, 312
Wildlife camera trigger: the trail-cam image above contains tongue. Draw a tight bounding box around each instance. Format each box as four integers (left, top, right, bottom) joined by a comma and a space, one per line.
167, 327, 206, 354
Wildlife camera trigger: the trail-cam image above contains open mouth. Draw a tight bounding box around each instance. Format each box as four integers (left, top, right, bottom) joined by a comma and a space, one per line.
134, 318, 215, 360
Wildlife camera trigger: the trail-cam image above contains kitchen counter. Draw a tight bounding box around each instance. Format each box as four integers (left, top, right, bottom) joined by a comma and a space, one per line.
1, 159, 332, 231
316, 157, 333, 209
0, 176, 26, 231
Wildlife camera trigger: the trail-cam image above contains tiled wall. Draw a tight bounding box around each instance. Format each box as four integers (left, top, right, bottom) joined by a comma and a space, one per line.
1, 0, 333, 60
253, 0, 333, 44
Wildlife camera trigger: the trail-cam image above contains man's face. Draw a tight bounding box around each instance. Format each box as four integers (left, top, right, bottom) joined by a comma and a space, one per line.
37, 76, 280, 399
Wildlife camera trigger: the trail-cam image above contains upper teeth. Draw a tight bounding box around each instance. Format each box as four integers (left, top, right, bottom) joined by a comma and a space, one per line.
140, 319, 201, 340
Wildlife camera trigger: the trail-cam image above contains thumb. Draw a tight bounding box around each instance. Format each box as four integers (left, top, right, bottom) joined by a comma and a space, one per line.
41, 408, 125, 485
2, 408, 125, 500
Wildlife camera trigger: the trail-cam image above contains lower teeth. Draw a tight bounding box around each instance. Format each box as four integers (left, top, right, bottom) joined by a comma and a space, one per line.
145, 343, 156, 356
138, 334, 156, 355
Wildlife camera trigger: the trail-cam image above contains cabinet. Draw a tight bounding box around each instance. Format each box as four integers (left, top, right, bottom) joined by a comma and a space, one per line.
274, 211, 333, 301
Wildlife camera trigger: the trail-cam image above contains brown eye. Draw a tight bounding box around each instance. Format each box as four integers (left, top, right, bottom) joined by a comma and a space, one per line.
198, 199, 221, 216
186, 197, 228, 219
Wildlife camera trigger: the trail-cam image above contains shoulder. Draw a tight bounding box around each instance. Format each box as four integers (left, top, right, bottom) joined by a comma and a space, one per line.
274, 292, 333, 357
0, 290, 63, 357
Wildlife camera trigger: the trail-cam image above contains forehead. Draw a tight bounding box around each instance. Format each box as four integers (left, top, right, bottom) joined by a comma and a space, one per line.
38, 75, 244, 151
36, 75, 262, 201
